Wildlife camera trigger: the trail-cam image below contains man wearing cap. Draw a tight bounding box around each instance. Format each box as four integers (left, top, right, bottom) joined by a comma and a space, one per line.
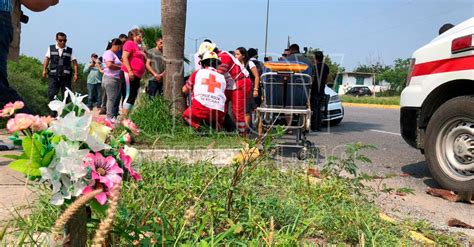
1, 0, 58, 114
42, 32, 78, 101
182, 51, 227, 130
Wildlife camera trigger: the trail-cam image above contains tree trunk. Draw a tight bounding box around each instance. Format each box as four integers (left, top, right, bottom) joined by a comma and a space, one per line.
161, 0, 187, 116
64, 206, 88, 247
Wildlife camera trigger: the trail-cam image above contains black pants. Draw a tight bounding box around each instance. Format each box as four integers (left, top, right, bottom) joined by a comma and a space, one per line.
0, 11, 32, 114
48, 76, 72, 101
310, 94, 328, 129
148, 79, 163, 97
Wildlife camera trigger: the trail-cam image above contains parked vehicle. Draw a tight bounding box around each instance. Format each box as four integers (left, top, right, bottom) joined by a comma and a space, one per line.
323, 85, 344, 126
345, 85, 373, 96
400, 17, 474, 192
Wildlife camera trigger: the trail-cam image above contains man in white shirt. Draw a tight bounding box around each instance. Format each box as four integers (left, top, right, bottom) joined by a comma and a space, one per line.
42, 32, 78, 102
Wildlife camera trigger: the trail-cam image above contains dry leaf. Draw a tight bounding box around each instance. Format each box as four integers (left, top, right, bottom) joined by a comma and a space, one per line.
307, 168, 321, 178
448, 218, 474, 229
409, 231, 435, 245
426, 188, 461, 202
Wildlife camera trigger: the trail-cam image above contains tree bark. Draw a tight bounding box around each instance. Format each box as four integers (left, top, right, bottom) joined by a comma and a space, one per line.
64, 206, 88, 247
161, 0, 187, 116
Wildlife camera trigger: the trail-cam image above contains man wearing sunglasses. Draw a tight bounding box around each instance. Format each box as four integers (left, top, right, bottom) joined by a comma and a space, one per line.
42, 32, 78, 101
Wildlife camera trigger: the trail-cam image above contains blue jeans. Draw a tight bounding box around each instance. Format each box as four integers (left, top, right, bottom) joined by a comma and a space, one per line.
148, 79, 163, 97
0, 11, 32, 114
87, 83, 102, 109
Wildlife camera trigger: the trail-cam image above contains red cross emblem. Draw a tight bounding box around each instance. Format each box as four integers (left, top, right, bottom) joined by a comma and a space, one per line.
202, 74, 221, 93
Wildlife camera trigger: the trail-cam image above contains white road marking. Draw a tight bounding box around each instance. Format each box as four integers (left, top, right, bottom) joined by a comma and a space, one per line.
370, 129, 401, 136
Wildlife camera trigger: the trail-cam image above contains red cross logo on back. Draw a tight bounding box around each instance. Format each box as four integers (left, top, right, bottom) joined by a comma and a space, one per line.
202, 74, 221, 93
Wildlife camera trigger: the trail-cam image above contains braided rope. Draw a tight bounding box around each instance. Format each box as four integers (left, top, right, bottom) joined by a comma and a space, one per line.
92, 184, 121, 247
51, 188, 103, 242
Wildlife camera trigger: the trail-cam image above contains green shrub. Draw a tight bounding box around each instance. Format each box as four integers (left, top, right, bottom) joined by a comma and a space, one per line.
341, 95, 400, 105
130, 96, 243, 148
7, 56, 49, 115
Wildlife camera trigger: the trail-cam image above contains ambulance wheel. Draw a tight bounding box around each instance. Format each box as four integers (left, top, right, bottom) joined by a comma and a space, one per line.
297, 148, 308, 160
425, 96, 474, 192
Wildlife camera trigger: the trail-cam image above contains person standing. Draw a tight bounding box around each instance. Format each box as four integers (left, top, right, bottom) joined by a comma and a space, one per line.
145, 37, 165, 97
120, 28, 145, 117
42, 32, 78, 101
214, 44, 251, 136
286, 43, 314, 76
1, 0, 58, 114
102, 38, 123, 119
83, 53, 103, 110
234, 47, 261, 129
311, 51, 330, 131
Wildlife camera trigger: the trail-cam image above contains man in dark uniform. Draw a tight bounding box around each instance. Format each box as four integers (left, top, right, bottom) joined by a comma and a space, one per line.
42, 32, 78, 101
1, 0, 58, 113
311, 51, 330, 131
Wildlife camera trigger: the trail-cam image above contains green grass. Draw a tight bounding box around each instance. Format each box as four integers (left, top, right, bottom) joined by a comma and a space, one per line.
3, 160, 460, 246
341, 95, 400, 105
130, 96, 244, 149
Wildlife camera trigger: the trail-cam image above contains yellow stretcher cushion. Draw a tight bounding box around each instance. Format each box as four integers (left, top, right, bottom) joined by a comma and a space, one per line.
263, 62, 308, 72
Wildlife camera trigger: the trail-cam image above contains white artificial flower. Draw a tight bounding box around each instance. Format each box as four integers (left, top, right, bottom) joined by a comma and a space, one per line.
39, 167, 62, 194
86, 122, 112, 152
50, 111, 92, 142
48, 97, 67, 117
52, 140, 89, 181
65, 88, 90, 113
124, 145, 139, 162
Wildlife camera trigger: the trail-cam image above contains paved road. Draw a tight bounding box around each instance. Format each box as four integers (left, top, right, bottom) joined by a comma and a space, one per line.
278, 106, 473, 239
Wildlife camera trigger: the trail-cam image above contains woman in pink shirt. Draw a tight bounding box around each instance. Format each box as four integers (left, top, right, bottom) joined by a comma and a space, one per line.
120, 29, 146, 116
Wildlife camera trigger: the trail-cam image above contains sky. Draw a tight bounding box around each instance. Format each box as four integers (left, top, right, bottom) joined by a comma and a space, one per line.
20, 0, 473, 73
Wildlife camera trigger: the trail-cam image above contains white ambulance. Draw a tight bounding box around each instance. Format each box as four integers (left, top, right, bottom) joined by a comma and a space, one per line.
400, 17, 474, 192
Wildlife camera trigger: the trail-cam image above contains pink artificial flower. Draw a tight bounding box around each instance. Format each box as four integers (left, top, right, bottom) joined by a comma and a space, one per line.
94, 116, 115, 130
82, 185, 109, 205
122, 119, 139, 136
119, 133, 132, 144
119, 149, 141, 181
0, 101, 24, 118
83, 152, 123, 190
6, 113, 35, 133
31, 116, 52, 132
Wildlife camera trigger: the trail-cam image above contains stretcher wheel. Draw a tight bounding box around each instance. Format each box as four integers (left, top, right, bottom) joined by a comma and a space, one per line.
297, 148, 308, 160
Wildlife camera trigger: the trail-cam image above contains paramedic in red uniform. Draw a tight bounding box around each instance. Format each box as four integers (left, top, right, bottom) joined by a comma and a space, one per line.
211, 43, 251, 136
182, 51, 227, 130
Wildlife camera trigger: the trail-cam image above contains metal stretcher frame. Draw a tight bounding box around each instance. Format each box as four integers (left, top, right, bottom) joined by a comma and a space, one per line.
256, 71, 314, 160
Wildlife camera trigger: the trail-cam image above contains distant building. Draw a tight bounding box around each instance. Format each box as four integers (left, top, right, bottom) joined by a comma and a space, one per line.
334, 72, 390, 95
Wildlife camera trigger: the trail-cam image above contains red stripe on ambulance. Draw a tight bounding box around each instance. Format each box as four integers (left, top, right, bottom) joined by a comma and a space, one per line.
411, 55, 474, 77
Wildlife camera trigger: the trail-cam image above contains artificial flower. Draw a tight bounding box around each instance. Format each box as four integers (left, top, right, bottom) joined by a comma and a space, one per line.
83, 152, 123, 190
51, 140, 90, 181
65, 88, 90, 113
122, 119, 140, 136
119, 133, 132, 144
86, 121, 112, 152
93, 116, 115, 130
39, 167, 86, 205
6, 113, 36, 133
31, 115, 52, 132
119, 148, 141, 181
50, 111, 92, 142
0, 101, 24, 117
124, 145, 139, 162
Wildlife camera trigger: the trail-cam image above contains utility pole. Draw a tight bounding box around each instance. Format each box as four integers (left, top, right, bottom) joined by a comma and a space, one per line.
264, 0, 270, 58
189, 36, 206, 53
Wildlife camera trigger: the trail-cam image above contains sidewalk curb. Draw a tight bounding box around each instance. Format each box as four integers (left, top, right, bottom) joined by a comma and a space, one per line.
342, 102, 400, 109
139, 148, 242, 166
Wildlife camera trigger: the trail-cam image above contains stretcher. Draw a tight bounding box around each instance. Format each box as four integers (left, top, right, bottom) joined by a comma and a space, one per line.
256, 62, 314, 160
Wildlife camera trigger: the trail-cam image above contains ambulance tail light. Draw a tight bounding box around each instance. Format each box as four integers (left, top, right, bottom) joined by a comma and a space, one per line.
406, 58, 416, 86
451, 34, 474, 54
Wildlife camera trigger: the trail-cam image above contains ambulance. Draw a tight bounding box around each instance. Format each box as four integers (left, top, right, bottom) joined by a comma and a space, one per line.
400, 17, 474, 192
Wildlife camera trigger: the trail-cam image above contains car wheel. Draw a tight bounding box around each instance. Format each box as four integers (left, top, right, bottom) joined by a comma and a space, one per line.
425, 96, 474, 192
